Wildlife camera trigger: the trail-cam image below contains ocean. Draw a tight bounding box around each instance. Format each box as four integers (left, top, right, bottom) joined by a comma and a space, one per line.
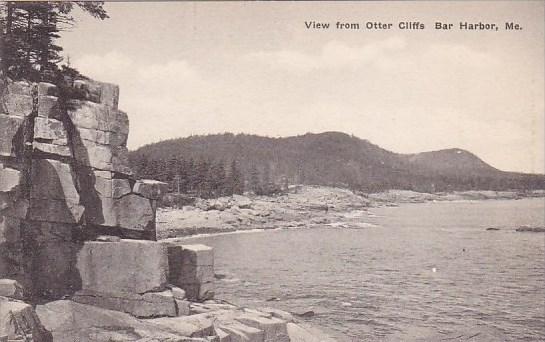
185, 198, 545, 341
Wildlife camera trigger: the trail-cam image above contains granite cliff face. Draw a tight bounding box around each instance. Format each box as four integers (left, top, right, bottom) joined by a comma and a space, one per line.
0, 78, 165, 300
0, 78, 332, 341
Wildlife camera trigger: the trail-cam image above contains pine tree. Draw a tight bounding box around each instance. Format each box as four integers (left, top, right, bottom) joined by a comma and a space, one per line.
0, 1, 108, 82
229, 160, 244, 195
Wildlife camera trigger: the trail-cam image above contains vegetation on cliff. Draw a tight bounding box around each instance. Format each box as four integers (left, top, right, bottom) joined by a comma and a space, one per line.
0, 1, 107, 83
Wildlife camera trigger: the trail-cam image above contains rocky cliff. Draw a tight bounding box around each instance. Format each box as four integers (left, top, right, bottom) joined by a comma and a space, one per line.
0, 78, 332, 341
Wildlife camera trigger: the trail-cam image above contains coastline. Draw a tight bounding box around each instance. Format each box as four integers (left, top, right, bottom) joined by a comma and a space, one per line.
157, 185, 545, 239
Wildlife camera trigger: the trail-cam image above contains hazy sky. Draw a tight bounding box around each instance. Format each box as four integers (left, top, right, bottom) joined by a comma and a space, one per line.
60, 1, 544, 174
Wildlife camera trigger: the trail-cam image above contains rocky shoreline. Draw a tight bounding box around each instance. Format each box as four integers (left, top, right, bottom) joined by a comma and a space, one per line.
157, 186, 545, 239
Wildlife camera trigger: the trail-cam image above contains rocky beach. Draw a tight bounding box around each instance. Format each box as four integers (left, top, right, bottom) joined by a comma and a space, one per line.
157, 186, 545, 239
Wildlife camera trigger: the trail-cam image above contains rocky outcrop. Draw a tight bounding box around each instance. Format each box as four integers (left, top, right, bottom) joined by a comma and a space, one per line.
35, 299, 332, 342
0, 77, 168, 299
0, 296, 52, 342
167, 244, 215, 301
1, 77, 332, 341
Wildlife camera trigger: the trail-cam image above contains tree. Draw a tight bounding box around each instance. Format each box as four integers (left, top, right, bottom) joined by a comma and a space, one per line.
209, 160, 226, 197
0, 1, 108, 82
228, 160, 244, 195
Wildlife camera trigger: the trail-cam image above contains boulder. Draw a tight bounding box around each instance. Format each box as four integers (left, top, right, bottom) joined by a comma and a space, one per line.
176, 299, 191, 316
2, 94, 33, 118
24, 222, 82, 299
167, 244, 215, 301
91, 171, 131, 199
114, 194, 155, 231
235, 313, 289, 342
72, 80, 119, 109
286, 323, 322, 342
73, 137, 132, 173
179, 244, 215, 266
148, 313, 216, 338
30, 159, 79, 202
0, 115, 24, 158
67, 100, 128, 134
0, 166, 21, 193
133, 179, 169, 200
33, 117, 67, 144
72, 289, 177, 318
33, 141, 72, 157
0, 279, 24, 300
180, 282, 216, 302
217, 320, 264, 342
28, 159, 84, 223
76, 240, 169, 294
35, 300, 185, 342
0, 297, 52, 342
37, 95, 60, 119
0, 216, 23, 280
77, 126, 127, 146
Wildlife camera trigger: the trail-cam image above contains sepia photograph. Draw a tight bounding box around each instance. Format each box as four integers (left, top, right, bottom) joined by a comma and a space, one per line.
0, 1, 544, 341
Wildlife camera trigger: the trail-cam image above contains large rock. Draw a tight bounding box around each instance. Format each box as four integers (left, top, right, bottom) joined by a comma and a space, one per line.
23, 221, 81, 299
0, 297, 52, 342
37, 95, 60, 119
32, 117, 70, 156
133, 179, 169, 200
73, 137, 132, 173
0, 279, 24, 299
167, 244, 215, 301
29, 159, 84, 224
217, 320, 264, 342
67, 100, 128, 134
72, 289, 177, 318
30, 159, 79, 202
33, 117, 67, 144
0, 216, 23, 280
0, 165, 21, 193
0, 115, 24, 158
93, 171, 132, 198
77, 126, 127, 146
115, 193, 155, 231
77, 240, 168, 294
35, 300, 185, 342
72, 80, 119, 109
235, 312, 289, 342
148, 313, 216, 338
27, 198, 84, 224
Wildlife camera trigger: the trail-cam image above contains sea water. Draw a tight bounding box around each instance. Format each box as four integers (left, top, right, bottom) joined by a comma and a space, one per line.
187, 198, 545, 341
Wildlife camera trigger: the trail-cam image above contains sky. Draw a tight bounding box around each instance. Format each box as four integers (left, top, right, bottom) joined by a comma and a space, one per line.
59, 1, 544, 174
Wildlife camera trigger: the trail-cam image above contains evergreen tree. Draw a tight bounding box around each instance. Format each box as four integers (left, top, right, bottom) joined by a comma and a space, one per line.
0, 1, 108, 82
210, 160, 226, 197
231, 160, 244, 195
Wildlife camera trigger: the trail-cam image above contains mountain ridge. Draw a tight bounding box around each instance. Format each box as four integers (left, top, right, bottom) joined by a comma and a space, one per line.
129, 132, 544, 193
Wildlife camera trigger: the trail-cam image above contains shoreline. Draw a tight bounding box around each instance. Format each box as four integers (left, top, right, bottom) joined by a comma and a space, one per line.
157, 186, 545, 240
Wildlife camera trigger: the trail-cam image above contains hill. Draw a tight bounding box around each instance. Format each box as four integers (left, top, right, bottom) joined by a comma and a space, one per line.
129, 132, 544, 194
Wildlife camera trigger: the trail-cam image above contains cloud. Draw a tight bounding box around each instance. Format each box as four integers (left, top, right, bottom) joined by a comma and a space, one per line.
73, 51, 133, 82
426, 43, 500, 68
245, 38, 407, 71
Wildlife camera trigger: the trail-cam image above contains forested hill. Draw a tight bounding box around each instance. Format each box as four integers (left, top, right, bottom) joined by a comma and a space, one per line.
129, 132, 544, 196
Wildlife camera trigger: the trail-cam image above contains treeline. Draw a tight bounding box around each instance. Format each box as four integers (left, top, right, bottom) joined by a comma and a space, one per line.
130, 132, 545, 195
129, 154, 287, 199
0, 1, 107, 83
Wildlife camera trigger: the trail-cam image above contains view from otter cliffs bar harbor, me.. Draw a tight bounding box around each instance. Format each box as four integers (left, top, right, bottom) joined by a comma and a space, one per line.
0, 1, 544, 342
